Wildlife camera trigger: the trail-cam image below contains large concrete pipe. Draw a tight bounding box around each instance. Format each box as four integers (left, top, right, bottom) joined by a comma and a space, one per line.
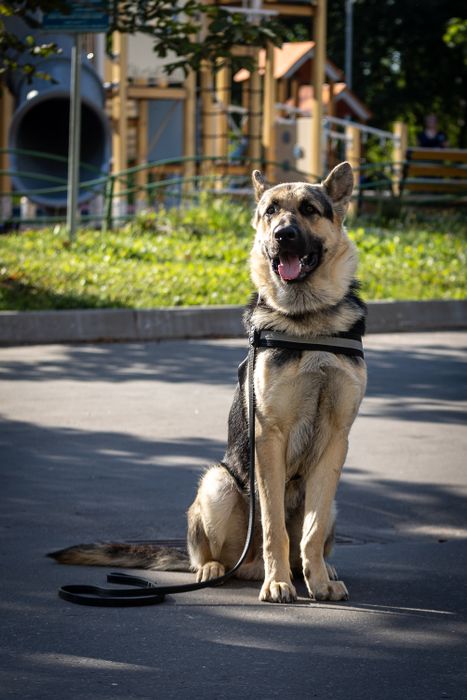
6, 19, 111, 208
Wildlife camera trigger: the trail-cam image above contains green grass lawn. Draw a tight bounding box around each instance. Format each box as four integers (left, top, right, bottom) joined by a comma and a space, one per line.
0, 199, 466, 311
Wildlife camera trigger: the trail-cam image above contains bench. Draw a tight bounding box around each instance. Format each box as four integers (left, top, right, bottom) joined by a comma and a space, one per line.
401, 147, 467, 205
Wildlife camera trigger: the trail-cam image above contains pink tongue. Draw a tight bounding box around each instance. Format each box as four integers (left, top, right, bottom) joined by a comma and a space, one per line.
278, 254, 301, 281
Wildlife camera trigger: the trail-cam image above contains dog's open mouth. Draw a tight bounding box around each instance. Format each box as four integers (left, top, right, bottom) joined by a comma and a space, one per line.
272, 252, 320, 282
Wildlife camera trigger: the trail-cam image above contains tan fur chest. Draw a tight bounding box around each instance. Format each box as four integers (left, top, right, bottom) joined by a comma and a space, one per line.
253, 349, 366, 480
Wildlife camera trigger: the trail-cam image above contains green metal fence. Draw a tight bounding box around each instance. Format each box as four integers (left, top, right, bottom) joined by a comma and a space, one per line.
1, 148, 465, 232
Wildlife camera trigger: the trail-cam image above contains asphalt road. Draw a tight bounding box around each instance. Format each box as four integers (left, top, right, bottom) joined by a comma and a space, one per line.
1, 332, 466, 700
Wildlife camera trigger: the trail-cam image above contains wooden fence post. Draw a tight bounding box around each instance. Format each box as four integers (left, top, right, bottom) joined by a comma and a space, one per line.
183, 69, 197, 188
215, 61, 230, 161
393, 121, 408, 194
135, 83, 148, 211
263, 43, 276, 183
310, 0, 326, 180
200, 61, 216, 177
111, 32, 128, 220
248, 49, 262, 168
345, 124, 361, 217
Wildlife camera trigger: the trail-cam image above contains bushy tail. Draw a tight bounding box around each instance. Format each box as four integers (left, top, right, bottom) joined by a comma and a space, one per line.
47, 542, 191, 571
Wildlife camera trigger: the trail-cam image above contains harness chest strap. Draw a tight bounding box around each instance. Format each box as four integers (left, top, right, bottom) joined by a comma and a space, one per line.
249, 328, 365, 359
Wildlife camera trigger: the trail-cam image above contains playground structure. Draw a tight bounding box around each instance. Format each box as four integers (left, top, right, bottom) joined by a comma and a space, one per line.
100, 2, 407, 215
5, 35, 110, 209
4, 0, 463, 227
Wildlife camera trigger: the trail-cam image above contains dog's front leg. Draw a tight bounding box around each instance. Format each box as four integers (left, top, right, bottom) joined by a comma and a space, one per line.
301, 429, 350, 602
255, 427, 297, 603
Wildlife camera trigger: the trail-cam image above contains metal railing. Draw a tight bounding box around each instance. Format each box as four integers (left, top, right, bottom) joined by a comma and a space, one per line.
1, 149, 465, 232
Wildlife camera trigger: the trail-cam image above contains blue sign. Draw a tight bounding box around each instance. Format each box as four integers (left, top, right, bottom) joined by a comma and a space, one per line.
42, 1, 109, 33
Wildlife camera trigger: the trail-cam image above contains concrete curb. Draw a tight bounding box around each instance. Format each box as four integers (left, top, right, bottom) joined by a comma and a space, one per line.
0, 300, 466, 346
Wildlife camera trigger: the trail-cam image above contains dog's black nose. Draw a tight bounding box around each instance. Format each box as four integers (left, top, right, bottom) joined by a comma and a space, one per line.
274, 225, 299, 243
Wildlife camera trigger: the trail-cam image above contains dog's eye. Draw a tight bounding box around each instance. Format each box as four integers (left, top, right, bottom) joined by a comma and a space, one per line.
265, 203, 277, 216
300, 202, 318, 217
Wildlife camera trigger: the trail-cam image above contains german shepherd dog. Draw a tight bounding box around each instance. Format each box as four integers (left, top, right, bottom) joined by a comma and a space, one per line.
49, 162, 367, 603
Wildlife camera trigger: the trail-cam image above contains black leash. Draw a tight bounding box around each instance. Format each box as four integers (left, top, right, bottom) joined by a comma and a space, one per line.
57, 327, 363, 606
58, 573, 167, 607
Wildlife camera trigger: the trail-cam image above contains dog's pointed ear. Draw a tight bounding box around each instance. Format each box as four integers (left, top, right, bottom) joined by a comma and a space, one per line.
252, 170, 268, 202
322, 162, 354, 219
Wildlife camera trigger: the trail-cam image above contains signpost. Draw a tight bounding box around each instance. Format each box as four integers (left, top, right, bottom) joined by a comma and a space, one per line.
42, 1, 109, 33
66, 34, 82, 242
42, 1, 109, 241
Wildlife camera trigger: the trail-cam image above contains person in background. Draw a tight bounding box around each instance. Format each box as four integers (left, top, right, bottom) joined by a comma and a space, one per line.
417, 114, 448, 148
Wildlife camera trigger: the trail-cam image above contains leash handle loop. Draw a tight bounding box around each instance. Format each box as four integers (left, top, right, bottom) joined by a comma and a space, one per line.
58, 575, 166, 607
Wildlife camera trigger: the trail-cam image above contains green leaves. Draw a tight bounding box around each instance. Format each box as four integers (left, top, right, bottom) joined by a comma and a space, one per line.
0, 3, 61, 81
111, 1, 287, 76
1, 0, 287, 83
444, 17, 467, 65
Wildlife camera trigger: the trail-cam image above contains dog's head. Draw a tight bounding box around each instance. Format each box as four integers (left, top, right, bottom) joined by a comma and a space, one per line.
250, 162, 357, 314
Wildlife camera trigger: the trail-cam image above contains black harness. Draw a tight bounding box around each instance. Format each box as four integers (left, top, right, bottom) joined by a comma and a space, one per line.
251, 327, 364, 359
57, 327, 364, 606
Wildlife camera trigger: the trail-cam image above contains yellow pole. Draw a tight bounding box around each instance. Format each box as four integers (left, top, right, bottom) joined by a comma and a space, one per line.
200, 61, 216, 176
393, 121, 408, 194
263, 43, 276, 183
216, 61, 230, 160
248, 50, 262, 168
111, 32, 128, 219
135, 95, 148, 211
291, 78, 299, 108
183, 69, 197, 184
345, 124, 361, 217
310, 0, 327, 180
277, 80, 287, 117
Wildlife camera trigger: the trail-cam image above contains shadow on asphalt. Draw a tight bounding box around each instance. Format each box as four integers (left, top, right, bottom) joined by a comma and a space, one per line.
0, 340, 248, 386
337, 467, 467, 543
1, 417, 224, 543
364, 341, 466, 424
0, 336, 465, 424
1, 415, 466, 549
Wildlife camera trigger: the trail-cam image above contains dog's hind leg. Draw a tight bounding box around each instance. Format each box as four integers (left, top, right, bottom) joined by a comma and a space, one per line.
187, 465, 247, 582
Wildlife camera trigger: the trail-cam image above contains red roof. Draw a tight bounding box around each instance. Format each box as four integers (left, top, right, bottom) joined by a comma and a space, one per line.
234, 42, 343, 82
234, 42, 371, 121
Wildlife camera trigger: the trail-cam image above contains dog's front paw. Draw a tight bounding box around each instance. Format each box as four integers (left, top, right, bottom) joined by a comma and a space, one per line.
196, 561, 225, 582
312, 579, 349, 602
260, 579, 297, 603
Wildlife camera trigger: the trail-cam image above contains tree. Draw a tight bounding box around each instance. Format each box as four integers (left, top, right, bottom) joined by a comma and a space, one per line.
1, 0, 288, 83
443, 17, 467, 66
0, 1, 66, 81
111, 1, 287, 74
326, 0, 467, 147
